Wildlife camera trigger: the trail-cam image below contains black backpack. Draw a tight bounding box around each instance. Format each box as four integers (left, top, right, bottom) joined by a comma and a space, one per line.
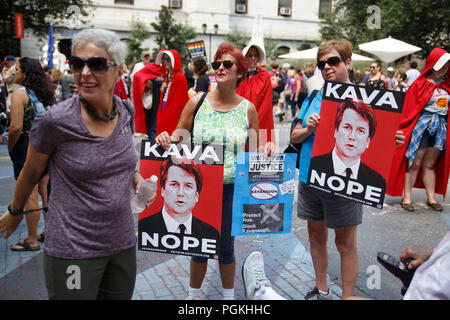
274, 72, 285, 94
283, 89, 319, 168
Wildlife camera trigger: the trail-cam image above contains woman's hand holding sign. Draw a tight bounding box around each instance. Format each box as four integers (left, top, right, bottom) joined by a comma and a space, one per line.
306, 113, 320, 133
260, 141, 278, 158
155, 131, 173, 150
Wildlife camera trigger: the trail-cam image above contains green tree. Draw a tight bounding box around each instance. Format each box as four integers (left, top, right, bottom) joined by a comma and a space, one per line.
150, 5, 196, 65
225, 28, 249, 49
264, 38, 279, 62
0, 0, 93, 57
320, 0, 450, 58
125, 17, 151, 66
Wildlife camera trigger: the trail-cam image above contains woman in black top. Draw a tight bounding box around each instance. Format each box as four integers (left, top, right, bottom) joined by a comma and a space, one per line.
193, 57, 210, 93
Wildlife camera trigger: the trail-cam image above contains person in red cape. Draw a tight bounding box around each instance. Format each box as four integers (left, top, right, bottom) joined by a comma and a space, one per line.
387, 48, 450, 212
132, 58, 162, 135
236, 44, 275, 144
114, 76, 128, 100
154, 49, 189, 136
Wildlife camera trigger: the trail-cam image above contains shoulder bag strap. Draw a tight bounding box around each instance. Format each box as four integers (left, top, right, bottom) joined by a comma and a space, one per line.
191, 92, 207, 138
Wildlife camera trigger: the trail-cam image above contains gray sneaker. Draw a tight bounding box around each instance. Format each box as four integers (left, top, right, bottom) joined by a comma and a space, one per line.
304, 287, 333, 300
242, 251, 272, 300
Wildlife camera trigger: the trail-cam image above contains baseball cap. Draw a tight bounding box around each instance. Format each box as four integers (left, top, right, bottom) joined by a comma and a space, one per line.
387, 66, 394, 72
4, 55, 15, 62
433, 52, 450, 71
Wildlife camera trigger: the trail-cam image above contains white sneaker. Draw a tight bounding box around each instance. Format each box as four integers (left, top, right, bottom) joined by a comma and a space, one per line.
242, 251, 272, 300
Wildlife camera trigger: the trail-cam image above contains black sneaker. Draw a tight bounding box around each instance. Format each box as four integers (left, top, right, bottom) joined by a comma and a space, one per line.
304, 287, 332, 300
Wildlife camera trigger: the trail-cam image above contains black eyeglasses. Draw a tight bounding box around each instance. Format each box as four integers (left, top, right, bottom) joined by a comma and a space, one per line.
317, 56, 341, 70
211, 60, 235, 70
69, 56, 117, 74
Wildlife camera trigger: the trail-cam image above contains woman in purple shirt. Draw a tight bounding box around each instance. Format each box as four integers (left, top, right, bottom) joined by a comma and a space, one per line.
0, 29, 154, 300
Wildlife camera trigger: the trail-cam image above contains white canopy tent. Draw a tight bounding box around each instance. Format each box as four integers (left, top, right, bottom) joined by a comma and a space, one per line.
358, 36, 421, 63
279, 47, 373, 61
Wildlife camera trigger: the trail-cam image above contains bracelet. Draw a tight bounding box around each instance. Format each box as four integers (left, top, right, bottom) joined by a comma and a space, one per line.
8, 204, 23, 216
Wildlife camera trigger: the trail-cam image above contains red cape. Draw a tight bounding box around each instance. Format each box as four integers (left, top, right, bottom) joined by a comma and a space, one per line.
132, 62, 162, 134
387, 48, 450, 197
155, 49, 189, 136
114, 78, 128, 100
236, 68, 275, 143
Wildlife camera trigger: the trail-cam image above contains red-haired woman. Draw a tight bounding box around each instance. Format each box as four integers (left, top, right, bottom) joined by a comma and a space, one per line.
156, 41, 276, 300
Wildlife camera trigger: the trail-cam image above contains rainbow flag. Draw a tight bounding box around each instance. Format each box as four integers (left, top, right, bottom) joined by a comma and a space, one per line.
187, 41, 207, 61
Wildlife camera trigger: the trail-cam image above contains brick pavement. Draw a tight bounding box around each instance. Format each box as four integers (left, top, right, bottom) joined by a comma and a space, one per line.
1, 136, 344, 300
0, 206, 342, 300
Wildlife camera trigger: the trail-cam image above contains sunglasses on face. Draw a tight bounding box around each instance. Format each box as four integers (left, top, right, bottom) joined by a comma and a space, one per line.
69, 56, 117, 74
317, 56, 341, 70
211, 60, 235, 70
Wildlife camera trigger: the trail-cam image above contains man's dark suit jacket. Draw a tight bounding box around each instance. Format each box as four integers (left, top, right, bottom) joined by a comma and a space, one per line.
138, 210, 220, 251
309, 152, 386, 204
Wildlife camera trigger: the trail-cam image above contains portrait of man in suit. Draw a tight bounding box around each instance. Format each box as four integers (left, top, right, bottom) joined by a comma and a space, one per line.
139, 157, 220, 241
309, 99, 386, 191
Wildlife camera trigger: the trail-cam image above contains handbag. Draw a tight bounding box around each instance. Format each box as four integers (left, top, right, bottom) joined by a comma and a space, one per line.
142, 89, 153, 110
283, 89, 319, 169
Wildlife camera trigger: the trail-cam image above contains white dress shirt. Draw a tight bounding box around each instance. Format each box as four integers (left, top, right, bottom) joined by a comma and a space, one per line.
404, 232, 450, 300
162, 207, 193, 235
332, 148, 360, 179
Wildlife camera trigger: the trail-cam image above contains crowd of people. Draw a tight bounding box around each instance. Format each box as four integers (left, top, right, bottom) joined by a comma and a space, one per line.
0, 27, 449, 301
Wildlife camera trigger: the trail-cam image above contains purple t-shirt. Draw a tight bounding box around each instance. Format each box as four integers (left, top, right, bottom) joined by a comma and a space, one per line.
30, 95, 137, 259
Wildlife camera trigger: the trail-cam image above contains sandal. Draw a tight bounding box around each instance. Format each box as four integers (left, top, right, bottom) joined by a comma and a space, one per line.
426, 200, 443, 212
37, 232, 45, 243
10, 239, 41, 252
400, 200, 415, 212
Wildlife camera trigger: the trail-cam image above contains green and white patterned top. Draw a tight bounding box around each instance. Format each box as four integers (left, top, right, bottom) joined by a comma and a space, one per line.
193, 97, 249, 184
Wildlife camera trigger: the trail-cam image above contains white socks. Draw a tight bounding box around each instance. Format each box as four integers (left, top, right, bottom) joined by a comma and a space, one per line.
188, 286, 202, 300
188, 286, 235, 300
222, 288, 235, 300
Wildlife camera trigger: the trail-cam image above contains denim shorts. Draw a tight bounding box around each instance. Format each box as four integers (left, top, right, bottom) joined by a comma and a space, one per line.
297, 181, 363, 229
191, 184, 235, 264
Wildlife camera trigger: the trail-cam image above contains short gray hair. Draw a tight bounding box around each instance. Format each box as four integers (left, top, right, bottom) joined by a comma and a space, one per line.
71, 29, 127, 65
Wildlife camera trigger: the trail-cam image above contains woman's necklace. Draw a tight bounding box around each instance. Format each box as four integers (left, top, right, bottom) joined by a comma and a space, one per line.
79, 94, 117, 121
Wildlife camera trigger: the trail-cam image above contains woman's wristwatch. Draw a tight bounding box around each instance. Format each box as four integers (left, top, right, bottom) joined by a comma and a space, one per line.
8, 204, 23, 216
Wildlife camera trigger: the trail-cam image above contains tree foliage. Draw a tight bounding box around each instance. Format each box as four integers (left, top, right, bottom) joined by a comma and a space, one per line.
320, 0, 449, 58
0, 0, 92, 57
125, 17, 151, 66
150, 5, 196, 65
225, 29, 249, 49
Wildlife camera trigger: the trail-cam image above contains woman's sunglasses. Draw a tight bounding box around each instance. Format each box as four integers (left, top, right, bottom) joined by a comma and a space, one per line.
69, 56, 117, 74
317, 56, 341, 70
211, 60, 235, 70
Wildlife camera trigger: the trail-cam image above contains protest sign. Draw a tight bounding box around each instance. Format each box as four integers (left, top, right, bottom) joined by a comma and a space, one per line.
231, 152, 297, 236
138, 141, 224, 259
187, 40, 207, 61
307, 81, 405, 209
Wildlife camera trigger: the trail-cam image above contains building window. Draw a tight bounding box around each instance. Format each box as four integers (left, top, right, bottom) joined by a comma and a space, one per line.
114, 0, 133, 4
169, 0, 182, 9
235, 0, 247, 14
319, 0, 332, 16
278, 0, 292, 17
